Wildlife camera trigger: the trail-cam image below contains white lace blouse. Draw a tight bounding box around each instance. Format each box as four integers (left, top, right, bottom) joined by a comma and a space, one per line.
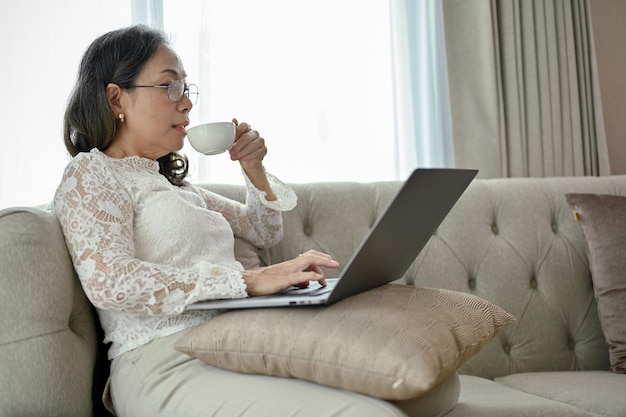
52, 148, 297, 359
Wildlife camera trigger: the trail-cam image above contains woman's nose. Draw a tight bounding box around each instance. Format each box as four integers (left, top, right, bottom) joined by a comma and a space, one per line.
179, 94, 193, 112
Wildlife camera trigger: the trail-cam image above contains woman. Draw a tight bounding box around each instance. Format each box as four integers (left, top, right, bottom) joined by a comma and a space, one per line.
53, 25, 414, 417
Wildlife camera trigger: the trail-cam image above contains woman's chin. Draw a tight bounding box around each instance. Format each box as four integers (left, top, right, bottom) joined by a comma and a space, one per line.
170, 137, 186, 153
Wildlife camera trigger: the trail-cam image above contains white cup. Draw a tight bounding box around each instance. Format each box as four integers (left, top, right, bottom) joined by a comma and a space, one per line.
187, 121, 236, 155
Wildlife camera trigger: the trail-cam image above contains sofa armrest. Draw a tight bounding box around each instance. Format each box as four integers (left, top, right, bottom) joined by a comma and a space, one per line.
0, 207, 99, 417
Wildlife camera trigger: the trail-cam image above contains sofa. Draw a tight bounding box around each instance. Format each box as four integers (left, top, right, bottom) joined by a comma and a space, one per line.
1, 174, 625, 417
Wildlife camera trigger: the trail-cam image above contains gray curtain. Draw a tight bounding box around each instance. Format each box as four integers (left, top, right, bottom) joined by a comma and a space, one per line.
442, 0, 610, 178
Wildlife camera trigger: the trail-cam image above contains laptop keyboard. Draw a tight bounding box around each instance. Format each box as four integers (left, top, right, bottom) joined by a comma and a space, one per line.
279, 278, 338, 296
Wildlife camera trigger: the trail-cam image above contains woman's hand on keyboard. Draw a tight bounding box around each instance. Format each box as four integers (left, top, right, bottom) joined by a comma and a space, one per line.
241, 250, 339, 296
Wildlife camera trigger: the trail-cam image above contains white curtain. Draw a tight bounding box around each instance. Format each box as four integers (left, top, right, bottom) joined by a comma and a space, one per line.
0, 0, 131, 208
390, 0, 454, 180
131, 0, 163, 27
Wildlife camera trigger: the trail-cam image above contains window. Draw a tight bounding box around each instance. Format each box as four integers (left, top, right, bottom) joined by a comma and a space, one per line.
0, 0, 131, 208
162, 0, 397, 185
1, 0, 449, 209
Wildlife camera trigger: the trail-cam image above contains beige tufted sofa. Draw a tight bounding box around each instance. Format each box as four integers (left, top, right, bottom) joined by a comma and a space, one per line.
1, 174, 626, 417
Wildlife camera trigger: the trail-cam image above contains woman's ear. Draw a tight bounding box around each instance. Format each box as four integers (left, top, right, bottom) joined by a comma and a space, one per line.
106, 83, 124, 115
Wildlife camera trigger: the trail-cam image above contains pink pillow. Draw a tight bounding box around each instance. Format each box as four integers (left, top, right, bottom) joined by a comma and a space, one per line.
566, 193, 626, 373
233, 237, 260, 270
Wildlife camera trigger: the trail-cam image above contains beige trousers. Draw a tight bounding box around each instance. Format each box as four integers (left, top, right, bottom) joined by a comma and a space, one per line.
107, 330, 459, 417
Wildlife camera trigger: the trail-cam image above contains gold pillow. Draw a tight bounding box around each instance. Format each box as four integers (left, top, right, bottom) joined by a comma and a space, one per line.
175, 284, 514, 400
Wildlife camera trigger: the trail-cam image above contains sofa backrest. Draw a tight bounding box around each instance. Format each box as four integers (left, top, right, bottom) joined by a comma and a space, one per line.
0, 207, 99, 417
205, 175, 626, 379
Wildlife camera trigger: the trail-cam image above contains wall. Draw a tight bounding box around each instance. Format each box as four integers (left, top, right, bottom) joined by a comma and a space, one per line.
589, 0, 626, 175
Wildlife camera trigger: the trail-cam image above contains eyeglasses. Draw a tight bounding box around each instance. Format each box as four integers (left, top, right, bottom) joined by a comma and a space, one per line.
133, 80, 199, 104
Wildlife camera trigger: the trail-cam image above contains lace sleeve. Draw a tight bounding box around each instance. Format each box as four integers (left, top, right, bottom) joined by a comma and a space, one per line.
193, 170, 297, 249
52, 154, 247, 316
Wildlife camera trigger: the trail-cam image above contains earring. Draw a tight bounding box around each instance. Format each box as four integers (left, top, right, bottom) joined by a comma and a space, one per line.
118, 113, 125, 123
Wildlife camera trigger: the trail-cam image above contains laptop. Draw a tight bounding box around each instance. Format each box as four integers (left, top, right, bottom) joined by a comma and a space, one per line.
186, 168, 478, 311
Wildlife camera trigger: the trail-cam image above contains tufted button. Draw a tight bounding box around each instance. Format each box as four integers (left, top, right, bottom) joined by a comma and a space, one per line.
530, 276, 538, 289
503, 343, 511, 354
567, 338, 575, 351
551, 221, 558, 233
303, 225, 313, 236
491, 223, 499, 235
468, 277, 477, 290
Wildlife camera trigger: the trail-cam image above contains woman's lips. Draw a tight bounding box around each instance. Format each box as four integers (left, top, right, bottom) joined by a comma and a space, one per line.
173, 123, 188, 135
